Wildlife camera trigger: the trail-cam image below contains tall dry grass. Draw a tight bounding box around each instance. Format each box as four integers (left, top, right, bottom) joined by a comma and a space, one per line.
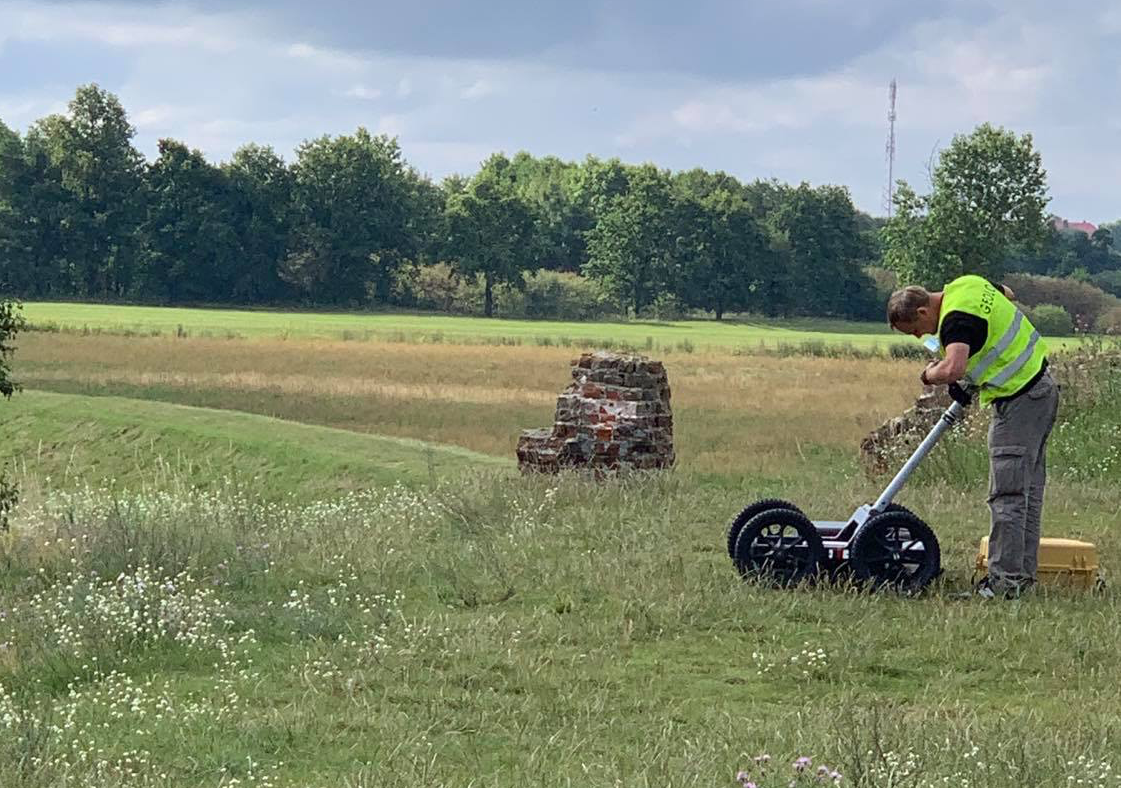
15, 333, 918, 478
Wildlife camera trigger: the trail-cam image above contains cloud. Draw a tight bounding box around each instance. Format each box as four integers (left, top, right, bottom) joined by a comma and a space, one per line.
0, 0, 1118, 220
132, 105, 178, 128
2, 0, 239, 52
459, 79, 496, 100
375, 114, 406, 137
342, 84, 382, 100
284, 41, 366, 71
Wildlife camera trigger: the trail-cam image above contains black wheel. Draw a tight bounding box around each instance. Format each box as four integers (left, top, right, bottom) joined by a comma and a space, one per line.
726, 498, 804, 561
850, 510, 941, 593
878, 502, 917, 517
733, 508, 824, 588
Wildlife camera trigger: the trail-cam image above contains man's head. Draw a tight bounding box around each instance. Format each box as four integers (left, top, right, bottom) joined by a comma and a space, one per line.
887, 286, 939, 338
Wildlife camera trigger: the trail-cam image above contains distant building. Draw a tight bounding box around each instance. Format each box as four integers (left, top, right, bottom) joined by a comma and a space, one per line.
1050, 216, 1098, 236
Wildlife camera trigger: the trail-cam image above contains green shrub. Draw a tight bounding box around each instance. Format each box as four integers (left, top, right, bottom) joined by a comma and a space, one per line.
1025, 303, 1074, 336
1006, 273, 1118, 329
905, 342, 1121, 486
639, 293, 685, 321
1096, 305, 1121, 335
396, 262, 459, 312
0, 467, 17, 532
522, 270, 619, 321
889, 342, 927, 360
1090, 270, 1121, 298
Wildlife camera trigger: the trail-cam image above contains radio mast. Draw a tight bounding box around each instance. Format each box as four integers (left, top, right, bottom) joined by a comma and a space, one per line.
885, 78, 897, 218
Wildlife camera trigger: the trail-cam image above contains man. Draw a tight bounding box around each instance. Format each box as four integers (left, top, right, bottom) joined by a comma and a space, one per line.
887, 275, 1060, 599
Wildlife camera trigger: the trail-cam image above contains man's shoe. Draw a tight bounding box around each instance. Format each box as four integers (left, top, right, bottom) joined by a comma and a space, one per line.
950, 576, 997, 600
1003, 577, 1036, 600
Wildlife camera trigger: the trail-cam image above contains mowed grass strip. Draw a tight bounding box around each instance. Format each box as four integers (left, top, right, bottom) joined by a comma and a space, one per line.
13, 332, 918, 479
1, 389, 509, 498
23, 301, 903, 350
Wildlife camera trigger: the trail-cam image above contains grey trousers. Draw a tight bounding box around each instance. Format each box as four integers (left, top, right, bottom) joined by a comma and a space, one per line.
986, 370, 1060, 591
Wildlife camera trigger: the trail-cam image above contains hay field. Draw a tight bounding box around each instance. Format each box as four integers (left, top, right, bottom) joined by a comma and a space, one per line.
14, 332, 917, 479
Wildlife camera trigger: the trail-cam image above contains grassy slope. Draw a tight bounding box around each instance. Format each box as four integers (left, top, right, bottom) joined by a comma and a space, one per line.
23, 301, 901, 349
1, 390, 510, 497
2, 468, 1120, 787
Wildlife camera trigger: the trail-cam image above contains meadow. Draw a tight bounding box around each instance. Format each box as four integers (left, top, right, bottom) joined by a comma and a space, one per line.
1, 305, 1119, 787
23, 301, 904, 352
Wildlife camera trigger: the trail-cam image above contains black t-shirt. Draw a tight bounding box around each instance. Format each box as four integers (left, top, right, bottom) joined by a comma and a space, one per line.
938, 279, 1005, 357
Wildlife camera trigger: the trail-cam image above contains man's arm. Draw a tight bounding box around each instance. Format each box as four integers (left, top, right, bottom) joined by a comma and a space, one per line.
990, 279, 1015, 300
921, 342, 969, 386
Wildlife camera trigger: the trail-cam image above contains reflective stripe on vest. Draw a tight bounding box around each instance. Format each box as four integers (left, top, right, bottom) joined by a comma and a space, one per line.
937, 275, 1047, 407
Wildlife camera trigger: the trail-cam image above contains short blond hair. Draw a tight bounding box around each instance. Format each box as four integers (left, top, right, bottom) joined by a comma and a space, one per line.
887, 286, 931, 326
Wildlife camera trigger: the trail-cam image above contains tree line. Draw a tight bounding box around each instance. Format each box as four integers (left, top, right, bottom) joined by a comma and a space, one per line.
0, 85, 886, 320
3, 84, 1120, 324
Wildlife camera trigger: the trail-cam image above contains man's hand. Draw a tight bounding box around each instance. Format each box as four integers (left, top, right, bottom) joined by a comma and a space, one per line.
920, 361, 939, 386
920, 342, 970, 386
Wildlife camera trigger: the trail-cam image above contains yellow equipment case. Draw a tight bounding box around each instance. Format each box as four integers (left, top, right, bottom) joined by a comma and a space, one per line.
976, 537, 1101, 590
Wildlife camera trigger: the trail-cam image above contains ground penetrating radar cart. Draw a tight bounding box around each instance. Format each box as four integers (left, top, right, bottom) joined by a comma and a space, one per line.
726, 384, 975, 593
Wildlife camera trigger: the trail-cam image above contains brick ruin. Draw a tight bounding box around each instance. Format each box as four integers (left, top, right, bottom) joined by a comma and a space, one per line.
517, 351, 674, 473
859, 384, 954, 474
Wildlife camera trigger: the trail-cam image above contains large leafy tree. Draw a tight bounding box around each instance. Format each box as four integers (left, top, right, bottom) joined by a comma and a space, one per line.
583, 164, 680, 316
509, 152, 586, 273
285, 128, 428, 304
223, 144, 295, 303
769, 183, 876, 317
141, 139, 241, 302
0, 119, 75, 297
882, 123, 1049, 288
0, 121, 30, 293
32, 85, 146, 297
442, 154, 537, 317
673, 175, 771, 320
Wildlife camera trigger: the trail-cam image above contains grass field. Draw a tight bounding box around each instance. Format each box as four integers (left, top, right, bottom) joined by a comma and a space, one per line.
1, 310, 1120, 787
1, 390, 507, 498
11, 331, 918, 478
23, 301, 906, 351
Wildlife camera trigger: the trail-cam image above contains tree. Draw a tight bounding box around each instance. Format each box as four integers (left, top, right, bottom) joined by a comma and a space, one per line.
768, 183, 877, 317
508, 152, 586, 273
285, 129, 427, 304
224, 144, 296, 303
140, 139, 241, 302
882, 123, 1049, 288
32, 85, 147, 297
0, 120, 75, 297
583, 164, 679, 316
441, 154, 537, 317
674, 182, 770, 320
0, 121, 29, 292
1091, 227, 1113, 252
0, 298, 25, 399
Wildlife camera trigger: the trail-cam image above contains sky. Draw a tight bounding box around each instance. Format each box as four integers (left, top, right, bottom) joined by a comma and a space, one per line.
0, 0, 1118, 222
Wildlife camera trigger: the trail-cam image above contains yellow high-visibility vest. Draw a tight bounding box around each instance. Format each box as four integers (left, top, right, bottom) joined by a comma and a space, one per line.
938, 275, 1047, 407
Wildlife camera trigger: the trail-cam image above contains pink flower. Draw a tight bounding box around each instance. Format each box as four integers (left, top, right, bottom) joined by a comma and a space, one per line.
794, 756, 813, 772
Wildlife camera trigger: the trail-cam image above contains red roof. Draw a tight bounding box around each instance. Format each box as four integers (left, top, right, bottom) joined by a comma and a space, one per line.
1050, 217, 1098, 235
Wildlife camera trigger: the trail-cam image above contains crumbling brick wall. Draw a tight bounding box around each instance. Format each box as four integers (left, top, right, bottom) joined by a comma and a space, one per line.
517, 351, 674, 473
860, 384, 953, 473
